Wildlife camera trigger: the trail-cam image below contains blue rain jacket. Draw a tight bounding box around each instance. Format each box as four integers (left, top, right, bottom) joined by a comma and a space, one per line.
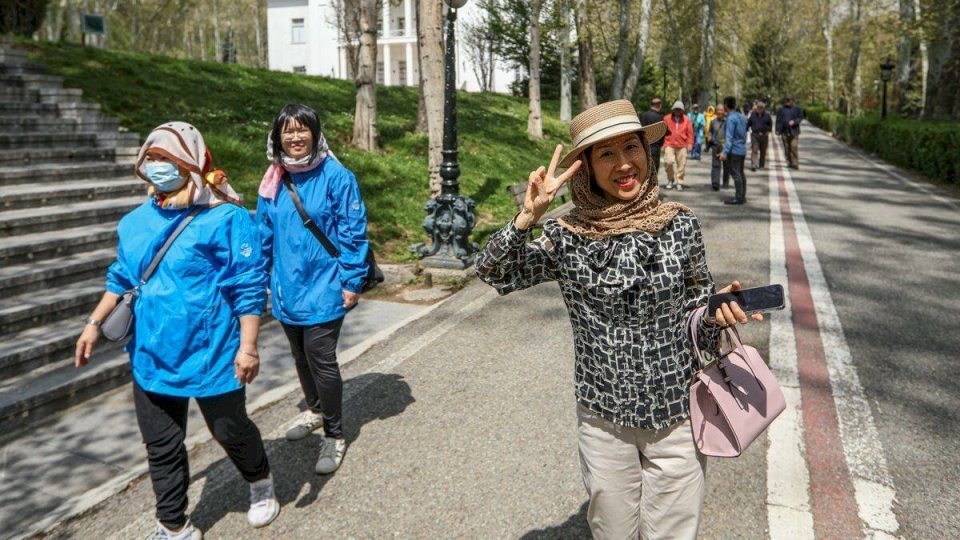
106, 201, 268, 398
256, 156, 370, 326
722, 110, 748, 157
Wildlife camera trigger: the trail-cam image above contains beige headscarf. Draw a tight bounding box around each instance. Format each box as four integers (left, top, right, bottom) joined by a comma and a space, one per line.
135, 122, 241, 209
558, 132, 691, 239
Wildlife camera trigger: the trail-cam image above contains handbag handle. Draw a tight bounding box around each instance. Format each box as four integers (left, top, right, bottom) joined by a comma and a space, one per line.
281, 172, 341, 258
688, 306, 762, 384
139, 205, 203, 286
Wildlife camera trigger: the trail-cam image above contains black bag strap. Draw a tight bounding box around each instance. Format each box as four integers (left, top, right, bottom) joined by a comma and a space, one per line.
140, 205, 203, 286
281, 172, 341, 258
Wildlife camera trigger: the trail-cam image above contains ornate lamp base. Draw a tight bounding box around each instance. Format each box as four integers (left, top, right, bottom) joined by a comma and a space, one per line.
409, 192, 478, 269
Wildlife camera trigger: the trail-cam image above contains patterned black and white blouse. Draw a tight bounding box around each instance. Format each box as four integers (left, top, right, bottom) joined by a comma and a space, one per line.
476, 212, 723, 430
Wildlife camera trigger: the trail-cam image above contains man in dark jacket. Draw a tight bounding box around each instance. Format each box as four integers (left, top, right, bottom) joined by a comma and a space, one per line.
775, 94, 804, 169
640, 98, 665, 174
747, 101, 773, 171
707, 104, 729, 190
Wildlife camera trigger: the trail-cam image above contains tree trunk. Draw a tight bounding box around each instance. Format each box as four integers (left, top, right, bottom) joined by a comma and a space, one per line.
622, 0, 652, 100
255, 0, 264, 67
608, 0, 632, 100
198, 2, 206, 60
415, 0, 427, 133
846, 0, 863, 115
213, 0, 222, 62
418, 0, 444, 194
560, 5, 572, 123
915, 0, 928, 116
661, 0, 686, 101
352, 0, 380, 151
527, 0, 543, 139
697, 0, 715, 107
575, 0, 597, 110
895, 0, 913, 110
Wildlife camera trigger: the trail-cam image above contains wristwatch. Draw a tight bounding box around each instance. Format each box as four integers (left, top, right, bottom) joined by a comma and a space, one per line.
85, 317, 103, 328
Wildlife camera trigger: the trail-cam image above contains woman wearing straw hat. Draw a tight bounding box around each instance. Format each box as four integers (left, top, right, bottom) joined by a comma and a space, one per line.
476, 101, 760, 539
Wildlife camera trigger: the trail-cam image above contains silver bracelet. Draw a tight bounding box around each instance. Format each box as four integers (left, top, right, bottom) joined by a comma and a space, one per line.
239, 349, 259, 358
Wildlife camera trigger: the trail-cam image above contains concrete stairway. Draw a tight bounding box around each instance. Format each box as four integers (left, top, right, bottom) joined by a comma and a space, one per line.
0, 45, 143, 433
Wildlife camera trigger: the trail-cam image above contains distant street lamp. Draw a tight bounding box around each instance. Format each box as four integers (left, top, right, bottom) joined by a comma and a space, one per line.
410, 0, 478, 269
713, 82, 719, 106
661, 64, 668, 98
879, 56, 895, 119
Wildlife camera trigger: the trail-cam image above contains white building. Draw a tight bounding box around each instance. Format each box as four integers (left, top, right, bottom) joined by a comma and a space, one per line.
266, 0, 519, 94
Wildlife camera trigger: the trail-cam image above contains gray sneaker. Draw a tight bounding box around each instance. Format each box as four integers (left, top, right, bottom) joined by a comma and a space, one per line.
674, 184, 685, 192
285, 410, 323, 441
146, 520, 202, 540
315, 437, 347, 474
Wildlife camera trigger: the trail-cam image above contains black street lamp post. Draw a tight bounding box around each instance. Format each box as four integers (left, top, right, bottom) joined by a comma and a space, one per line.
879, 56, 895, 119
661, 65, 668, 98
410, 0, 478, 269
713, 82, 719, 106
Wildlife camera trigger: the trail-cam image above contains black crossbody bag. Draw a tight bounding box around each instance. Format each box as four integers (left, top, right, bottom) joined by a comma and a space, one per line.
101, 206, 203, 341
281, 172, 383, 293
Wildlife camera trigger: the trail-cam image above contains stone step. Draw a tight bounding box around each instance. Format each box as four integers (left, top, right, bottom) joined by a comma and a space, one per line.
0, 100, 58, 116
0, 145, 115, 165
0, 63, 48, 76
0, 177, 144, 210
0, 316, 125, 380
0, 277, 105, 335
0, 47, 29, 66
0, 345, 131, 434
0, 161, 130, 187
0, 222, 118, 266
0, 115, 116, 134
0, 195, 141, 237
37, 87, 84, 104
0, 247, 116, 296
0, 73, 64, 90
0, 86, 39, 102
0, 131, 99, 150
56, 101, 102, 119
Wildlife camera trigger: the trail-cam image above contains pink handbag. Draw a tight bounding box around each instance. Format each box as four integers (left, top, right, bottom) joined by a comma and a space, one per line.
688, 307, 786, 457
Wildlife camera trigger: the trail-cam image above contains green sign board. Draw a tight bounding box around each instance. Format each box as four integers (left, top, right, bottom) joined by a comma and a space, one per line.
82, 14, 106, 35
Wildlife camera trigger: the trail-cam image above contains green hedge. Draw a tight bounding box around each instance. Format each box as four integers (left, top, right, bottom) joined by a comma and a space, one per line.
805, 106, 960, 185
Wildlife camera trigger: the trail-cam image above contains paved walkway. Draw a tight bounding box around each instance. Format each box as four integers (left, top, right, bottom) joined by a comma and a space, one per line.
9, 122, 960, 539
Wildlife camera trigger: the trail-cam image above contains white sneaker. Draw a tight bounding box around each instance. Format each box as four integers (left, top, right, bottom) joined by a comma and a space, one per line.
315, 437, 347, 474
247, 475, 280, 528
675, 184, 685, 191
285, 410, 324, 441
146, 520, 202, 540
665, 181, 676, 190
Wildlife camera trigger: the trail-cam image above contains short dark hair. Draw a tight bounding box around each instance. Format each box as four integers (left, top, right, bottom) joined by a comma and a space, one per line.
270, 103, 322, 162
723, 96, 737, 110
651, 98, 662, 106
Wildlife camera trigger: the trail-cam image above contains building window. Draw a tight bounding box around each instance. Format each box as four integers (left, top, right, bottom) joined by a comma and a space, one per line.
397, 17, 405, 33
376, 62, 384, 84
292, 18, 305, 44
293, 66, 307, 74
398, 61, 407, 86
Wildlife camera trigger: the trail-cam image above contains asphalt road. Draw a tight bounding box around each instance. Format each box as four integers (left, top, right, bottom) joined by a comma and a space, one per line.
30, 122, 959, 539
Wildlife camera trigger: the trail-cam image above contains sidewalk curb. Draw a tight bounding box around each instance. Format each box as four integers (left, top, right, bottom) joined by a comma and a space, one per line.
17, 294, 453, 540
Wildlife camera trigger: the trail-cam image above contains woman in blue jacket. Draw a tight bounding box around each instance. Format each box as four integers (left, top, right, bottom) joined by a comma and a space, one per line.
75, 122, 279, 540
256, 104, 370, 475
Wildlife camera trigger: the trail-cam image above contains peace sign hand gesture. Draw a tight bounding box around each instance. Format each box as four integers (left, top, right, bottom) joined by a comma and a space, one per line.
516, 144, 583, 230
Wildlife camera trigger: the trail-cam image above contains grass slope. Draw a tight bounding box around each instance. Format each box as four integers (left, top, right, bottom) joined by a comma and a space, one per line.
20, 41, 568, 259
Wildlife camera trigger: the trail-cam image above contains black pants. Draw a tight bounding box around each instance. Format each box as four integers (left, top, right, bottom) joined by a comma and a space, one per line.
650, 144, 662, 176
711, 150, 730, 188
751, 132, 769, 168
282, 318, 345, 439
134, 381, 270, 530
729, 154, 747, 201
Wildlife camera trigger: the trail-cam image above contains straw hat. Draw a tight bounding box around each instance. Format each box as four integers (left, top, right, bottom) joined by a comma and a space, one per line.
559, 100, 667, 168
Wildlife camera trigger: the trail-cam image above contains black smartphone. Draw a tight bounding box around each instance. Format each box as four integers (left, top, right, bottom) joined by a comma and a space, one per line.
707, 284, 785, 316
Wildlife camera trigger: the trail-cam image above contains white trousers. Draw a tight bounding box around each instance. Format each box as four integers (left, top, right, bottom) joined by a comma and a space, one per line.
577, 406, 707, 540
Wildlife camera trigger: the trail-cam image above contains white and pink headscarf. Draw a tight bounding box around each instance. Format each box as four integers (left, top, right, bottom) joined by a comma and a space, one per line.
135, 121, 241, 209
257, 130, 336, 200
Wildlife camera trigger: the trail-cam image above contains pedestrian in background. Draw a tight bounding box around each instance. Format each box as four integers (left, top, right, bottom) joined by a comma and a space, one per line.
662, 100, 694, 191
688, 103, 706, 160
704, 105, 716, 141
776, 94, 804, 169
639, 97, 665, 175
747, 101, 772, 171
75, 122, 280, 540
720, 96, 748, 204
476, 99, 761, 540
707, 104, 729, 191
256, 104, 371, 476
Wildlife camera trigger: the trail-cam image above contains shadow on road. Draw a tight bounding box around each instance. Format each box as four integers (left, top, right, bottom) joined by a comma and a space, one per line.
186, 372, 415, 532
519, 501, 590, 539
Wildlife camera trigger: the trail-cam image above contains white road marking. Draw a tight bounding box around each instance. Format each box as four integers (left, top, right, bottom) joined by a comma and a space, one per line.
774, 135, 902, 538
766, 140, 815, 540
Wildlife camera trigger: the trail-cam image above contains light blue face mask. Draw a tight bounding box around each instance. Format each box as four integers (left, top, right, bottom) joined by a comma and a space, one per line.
145, 161, 187, 193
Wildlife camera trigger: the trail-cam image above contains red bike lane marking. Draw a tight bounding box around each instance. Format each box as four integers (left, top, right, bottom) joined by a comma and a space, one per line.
772, 139, 862, 539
